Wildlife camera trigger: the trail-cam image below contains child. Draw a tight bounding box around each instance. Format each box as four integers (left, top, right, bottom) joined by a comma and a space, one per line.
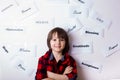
35, 27, 77, 80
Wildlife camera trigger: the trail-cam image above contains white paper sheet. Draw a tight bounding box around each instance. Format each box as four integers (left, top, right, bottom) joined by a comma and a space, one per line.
34, 16, 54, 27
70, 0, 93, 9
70, 40, 93, 54
0, 25, 25, 32
54, 17, 83, 33
0, 0, 20, 25
80, 27, 104, 37
10, 51, 36, 76
12, 58, 35, 76
17, 44, 37, 57
102, 41, 120, 57
89, 10, 112, 30
0, 43, 18, 58
80, 60, 103, 73
15, 0, 38, 20
69, 5, 89, 18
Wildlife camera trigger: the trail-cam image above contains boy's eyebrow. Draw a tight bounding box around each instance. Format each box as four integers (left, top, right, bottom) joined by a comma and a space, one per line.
59, 38, 65, 40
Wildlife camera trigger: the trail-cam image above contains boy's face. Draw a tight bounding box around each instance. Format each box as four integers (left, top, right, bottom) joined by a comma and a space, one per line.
50, 32, 65, 54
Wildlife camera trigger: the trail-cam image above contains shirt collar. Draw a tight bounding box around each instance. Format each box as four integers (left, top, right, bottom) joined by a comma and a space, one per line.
49, 52, 65, 61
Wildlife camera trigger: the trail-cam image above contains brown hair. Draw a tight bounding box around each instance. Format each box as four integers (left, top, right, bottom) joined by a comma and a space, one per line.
47, 27, 69, 54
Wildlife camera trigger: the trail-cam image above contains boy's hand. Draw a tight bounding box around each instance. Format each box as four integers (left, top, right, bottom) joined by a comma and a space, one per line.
63, 66, 73, 75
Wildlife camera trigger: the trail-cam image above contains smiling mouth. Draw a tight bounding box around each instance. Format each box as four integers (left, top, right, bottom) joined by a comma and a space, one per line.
55, 46, 61, 48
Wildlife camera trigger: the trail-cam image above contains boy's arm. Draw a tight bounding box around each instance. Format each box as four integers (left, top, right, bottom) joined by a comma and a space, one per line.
47, 66, 73, 80
47, 71, 69, 80
42, 78, 54, 80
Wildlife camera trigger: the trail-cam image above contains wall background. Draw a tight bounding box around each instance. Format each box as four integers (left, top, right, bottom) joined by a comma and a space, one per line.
0, 0, 120, 80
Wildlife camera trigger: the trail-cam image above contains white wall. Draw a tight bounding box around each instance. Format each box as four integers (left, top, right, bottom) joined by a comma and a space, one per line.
0, 0, 120, 80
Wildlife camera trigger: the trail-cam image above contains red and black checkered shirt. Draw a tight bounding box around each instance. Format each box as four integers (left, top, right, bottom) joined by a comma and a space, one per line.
35, 50, 77, 80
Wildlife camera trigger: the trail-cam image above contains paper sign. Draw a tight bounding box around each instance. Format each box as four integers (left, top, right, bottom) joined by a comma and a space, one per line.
10, 57, 24, 70
4, 25, 25, 32
54, 17, 83, 33
103, 41, 120, 57
0, 25, 26, 37
70, 40, 93, 54
15, 0, 38, 20
0, 0, 20, 25
80, 27, 104, 37
0, 0, 17, 14
10, 52, 36, 76
17, 44, 37, 57
0, 43, 18, 58
89, 10, 112, 29
69, 5, 89, 18
70, 0, 93, 9
80, 60, 103, 73
34, 16, 54, 27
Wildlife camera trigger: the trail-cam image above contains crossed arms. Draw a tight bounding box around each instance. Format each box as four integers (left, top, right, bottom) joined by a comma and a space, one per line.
42, 66, 73, 80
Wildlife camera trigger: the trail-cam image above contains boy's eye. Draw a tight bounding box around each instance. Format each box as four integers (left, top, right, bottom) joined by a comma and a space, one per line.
60, 38, 65, 41
52, 38, 65, 41
53, 39, 57, 41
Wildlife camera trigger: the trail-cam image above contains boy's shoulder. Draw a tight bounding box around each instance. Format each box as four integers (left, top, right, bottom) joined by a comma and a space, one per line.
39, 51, 51, 60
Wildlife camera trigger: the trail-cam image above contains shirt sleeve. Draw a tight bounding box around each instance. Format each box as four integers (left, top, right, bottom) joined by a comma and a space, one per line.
35, 57, 48, 80
66, 56, 77, 80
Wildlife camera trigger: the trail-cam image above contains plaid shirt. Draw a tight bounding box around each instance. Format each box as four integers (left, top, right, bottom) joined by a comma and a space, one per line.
35, 50, 77, 80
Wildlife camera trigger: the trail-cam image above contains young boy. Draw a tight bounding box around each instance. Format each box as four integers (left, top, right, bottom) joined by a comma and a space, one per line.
35, 27, 77, 80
